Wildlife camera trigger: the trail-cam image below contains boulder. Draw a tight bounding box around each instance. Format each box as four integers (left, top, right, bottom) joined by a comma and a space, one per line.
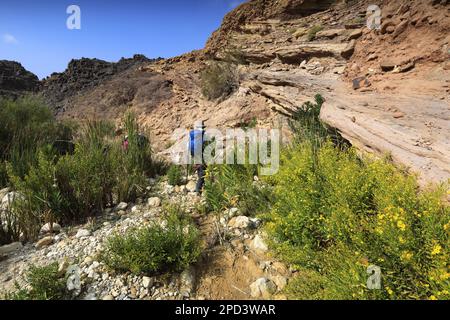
347, 29, 362, 40
116, 202, 128, 211
40, 222, 62, 234
380, 60, 396, 72
75, 229, 91, 238
0, 241, 23, 256
341, 40, 356, 59
148, 197, 162, 207
250, 278, 276, 299
142, 276, 154, 288
250, 235, 268, 253
352, 77, 371, 90
271, 275, 288, 291
35, 236, 54, 249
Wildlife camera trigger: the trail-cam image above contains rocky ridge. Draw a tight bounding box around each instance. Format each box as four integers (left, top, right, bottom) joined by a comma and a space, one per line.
0, 61, 40, 99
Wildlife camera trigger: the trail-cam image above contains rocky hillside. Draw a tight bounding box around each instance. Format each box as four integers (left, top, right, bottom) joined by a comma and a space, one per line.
40, 54, 163, 115
0, 61, 40, 99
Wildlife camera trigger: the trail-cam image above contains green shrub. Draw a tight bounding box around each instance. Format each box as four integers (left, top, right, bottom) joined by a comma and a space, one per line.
204, 162, 272, 216
167, 165, 183, 186
101, 205, 201, 275
0, 97, 73, 186
307, 25, 323, 41
6, 113, 159, 241
3, 263, 67, 300
265, 140, 450, 300
200, 61, 238, 100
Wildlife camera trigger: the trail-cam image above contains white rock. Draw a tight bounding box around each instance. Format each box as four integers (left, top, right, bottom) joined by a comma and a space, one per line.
228, 216, 250, 229
227, 207, 239, 218
116, 202, 128, 211
131, 205, 139, 213
271, 275, 288, 291
165, 185, 174, 194
102, 295, 114, 300
148, 197, 161, 207
35, 236, 54, 249
40, 222, 62, 234
0, 241, 23, 255
250, 278, 276, 299
142, 276, 154, 288
250, 235, 268, 253
76, 229, 91, 238
186, 181, 197, 193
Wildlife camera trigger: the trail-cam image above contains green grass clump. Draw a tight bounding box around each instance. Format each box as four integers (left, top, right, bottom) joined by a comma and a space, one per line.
3, 263, 67, 300
200, 61, 238, 100
101, 205, 201, 275
167, 165, 183, 186
307, 25, 323, 41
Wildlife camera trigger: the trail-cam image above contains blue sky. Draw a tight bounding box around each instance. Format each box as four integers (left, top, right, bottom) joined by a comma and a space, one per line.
0, 0, 246, 79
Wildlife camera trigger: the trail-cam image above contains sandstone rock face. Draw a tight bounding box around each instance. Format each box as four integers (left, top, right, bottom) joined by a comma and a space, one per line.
0, 60, 40, 99
205, 0, 336, 54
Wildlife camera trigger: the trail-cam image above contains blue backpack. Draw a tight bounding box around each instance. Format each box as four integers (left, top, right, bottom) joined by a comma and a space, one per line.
189, 130, 204, 157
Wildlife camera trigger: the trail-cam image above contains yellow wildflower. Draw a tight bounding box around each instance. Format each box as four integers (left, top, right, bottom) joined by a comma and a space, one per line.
440, 273, 450, 281
397, 220, 406, 231
429, 295, 438, 300
444, 222, 450, 233
400, 251, 412, 261
431, 244, 442, 256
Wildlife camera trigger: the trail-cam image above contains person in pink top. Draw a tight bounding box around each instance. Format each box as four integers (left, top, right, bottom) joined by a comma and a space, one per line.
122, 135, 129, 152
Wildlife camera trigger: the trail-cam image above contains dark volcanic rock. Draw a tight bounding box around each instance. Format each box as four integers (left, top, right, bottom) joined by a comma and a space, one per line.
41, 54, 157, 113
0, 60, 40, 99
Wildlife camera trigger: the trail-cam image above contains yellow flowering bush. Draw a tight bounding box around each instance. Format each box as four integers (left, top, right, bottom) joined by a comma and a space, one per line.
265, 141, 449, 300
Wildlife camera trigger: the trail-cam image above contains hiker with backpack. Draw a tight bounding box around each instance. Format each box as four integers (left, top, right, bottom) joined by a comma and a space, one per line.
189, 121, 206, 195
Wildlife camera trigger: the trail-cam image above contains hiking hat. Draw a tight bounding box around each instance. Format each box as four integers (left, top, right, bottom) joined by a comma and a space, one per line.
194, 120, 206, 131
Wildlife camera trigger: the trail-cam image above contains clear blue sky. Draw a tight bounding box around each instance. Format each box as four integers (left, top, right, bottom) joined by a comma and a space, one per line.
0, 0, 246, 79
